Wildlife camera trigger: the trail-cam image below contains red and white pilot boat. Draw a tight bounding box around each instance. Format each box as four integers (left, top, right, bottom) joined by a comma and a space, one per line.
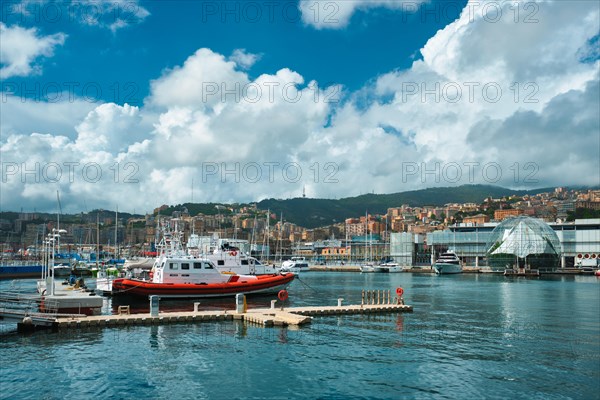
112, 224, 294, 298
112, 254, 295, 298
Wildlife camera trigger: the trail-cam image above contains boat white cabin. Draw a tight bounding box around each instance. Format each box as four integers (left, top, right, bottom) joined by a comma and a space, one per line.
152, 255, 233, 284
187, 234, 279, 275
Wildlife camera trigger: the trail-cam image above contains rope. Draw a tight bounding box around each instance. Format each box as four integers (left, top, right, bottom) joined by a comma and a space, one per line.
110, 278, 150, 294
294, 276, 318, 293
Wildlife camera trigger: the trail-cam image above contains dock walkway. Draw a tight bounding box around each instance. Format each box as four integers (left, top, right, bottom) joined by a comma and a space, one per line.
31, 302, 413, 331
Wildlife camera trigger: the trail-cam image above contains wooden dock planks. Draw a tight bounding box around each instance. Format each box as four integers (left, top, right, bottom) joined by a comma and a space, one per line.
51, 303, 412, 330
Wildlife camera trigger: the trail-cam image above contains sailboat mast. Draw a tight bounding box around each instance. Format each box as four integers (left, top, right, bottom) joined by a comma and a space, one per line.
115, 206, 118, 259
278, 212, 283, 263
250, 215, 257, 257
96, 212, 99, 270
56, 191, 61, 253
262, 209, 269, 262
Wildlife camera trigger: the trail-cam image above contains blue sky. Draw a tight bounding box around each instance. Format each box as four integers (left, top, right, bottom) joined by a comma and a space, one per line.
1, 1, 599, 213
3, 0, 463, 105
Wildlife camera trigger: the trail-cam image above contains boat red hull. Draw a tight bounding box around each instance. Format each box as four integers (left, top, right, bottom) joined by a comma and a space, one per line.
112, 273, 295, 298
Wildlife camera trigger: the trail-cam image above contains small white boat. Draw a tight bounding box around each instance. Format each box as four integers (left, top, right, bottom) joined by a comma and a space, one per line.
433, 251, 463, 275
375, 262, 402, 273
360, 264, 376, 273
52, 265, 71, 277
280, 257, 310, 273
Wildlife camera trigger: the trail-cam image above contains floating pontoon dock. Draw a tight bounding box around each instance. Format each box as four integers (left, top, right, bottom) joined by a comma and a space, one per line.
7, 289, 412, 332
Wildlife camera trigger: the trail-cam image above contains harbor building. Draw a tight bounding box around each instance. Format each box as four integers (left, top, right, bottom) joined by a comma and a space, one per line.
485, 216, 562, 272
390, 218, 600, 269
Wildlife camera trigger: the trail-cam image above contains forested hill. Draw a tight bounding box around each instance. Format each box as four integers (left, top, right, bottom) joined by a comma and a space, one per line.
257, 185, 555, 228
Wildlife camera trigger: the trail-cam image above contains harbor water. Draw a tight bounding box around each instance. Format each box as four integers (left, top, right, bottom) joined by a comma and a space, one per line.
1, 273, 599, 399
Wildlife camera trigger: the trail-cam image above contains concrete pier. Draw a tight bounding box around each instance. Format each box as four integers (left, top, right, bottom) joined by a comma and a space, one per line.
308, 265, 484, 273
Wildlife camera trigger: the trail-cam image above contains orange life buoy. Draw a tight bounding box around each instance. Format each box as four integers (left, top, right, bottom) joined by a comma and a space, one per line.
396, 287, 404, 297
278, 290, 288, 301
230, 251, 237, 256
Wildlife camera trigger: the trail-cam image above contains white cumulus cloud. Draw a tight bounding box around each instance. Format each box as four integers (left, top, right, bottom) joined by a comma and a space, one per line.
0, 23, 66, 79
229, 49, 261, 70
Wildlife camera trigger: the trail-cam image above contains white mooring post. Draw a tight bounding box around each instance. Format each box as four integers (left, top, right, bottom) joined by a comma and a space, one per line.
236, 294, 247, 313
149, 295, 159, 317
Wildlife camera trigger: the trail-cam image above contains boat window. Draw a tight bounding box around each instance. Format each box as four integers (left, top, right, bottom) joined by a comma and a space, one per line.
204, 262, 214, 269
193, 262, 202, 269
169, 263, 178, 270
181, 263, 190, 270
241, 260, 248, 265
217, 260, 225, 266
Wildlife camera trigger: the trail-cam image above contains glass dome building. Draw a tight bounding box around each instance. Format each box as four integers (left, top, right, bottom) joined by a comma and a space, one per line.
485, 216, 562, 272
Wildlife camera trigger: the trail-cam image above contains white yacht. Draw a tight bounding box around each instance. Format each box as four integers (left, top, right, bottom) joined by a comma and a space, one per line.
360, 263, 377, 273
433, 251, 463, 275
375, 262, 402, 273
280, 257, 310, 273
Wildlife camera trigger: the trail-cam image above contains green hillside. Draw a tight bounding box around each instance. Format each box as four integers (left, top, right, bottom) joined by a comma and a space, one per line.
6, 185, 592, 230
256, 185, 555, 228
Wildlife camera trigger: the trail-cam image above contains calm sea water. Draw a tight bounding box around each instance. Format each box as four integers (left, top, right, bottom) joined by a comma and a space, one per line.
1, 273, 599, 400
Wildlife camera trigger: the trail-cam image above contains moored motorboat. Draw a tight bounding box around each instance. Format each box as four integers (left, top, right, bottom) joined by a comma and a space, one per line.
0, 261, 43, 279
52, 264, 72, 278
375, 262, 402, 273
433, 251, 463, 275
112, 253, 295, 298
360, 264, 376, 273
280, 257, 310, 273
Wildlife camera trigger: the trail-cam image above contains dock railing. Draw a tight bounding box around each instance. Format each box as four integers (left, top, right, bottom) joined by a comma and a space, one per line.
361, 289, 404, 305
0, 291, 59, 319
